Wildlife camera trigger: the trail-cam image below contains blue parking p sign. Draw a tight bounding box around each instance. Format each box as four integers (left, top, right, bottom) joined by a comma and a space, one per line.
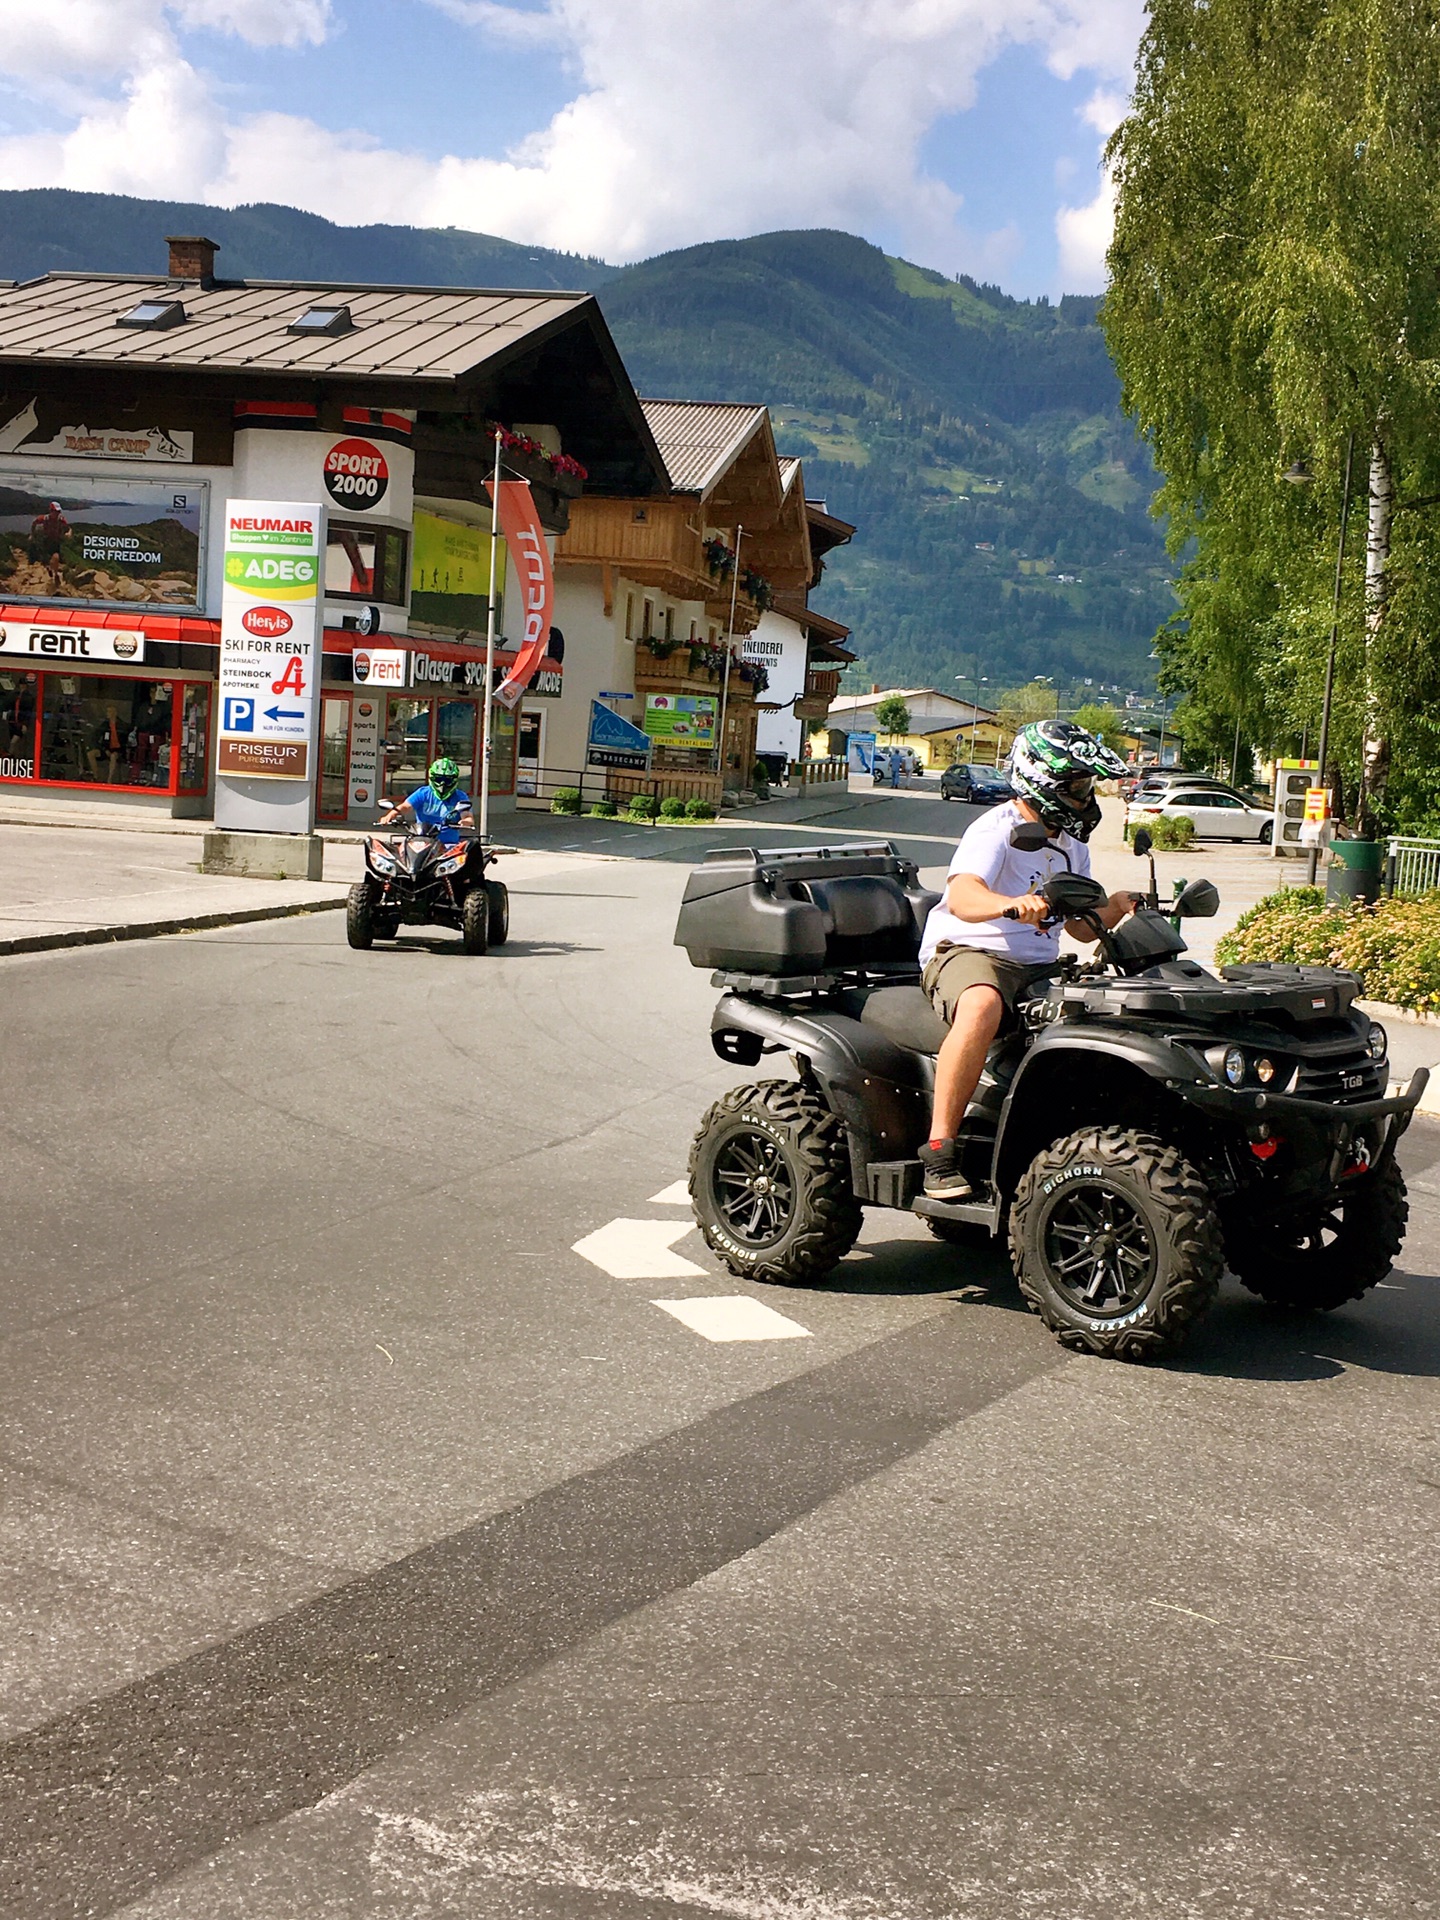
224, 696, 255, 733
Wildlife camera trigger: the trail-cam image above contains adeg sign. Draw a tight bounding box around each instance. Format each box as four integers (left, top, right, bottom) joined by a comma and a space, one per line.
323, 437, 388, 509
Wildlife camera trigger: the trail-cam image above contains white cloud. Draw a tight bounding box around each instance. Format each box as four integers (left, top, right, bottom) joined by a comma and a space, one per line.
1054, 85, 1129, 292
0, 0, 1142, 283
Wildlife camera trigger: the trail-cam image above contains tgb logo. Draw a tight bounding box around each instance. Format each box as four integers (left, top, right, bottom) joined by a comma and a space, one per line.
324, 437, 388, 509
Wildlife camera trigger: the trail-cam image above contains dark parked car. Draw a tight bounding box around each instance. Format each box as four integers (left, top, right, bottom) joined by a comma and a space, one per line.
941, 762, 1014, 804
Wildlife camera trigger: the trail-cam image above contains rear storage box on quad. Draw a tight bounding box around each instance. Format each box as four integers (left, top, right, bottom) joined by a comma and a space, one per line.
674, 842, 939, 976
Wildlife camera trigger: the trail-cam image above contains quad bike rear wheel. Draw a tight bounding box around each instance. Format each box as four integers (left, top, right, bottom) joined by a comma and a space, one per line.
1228, 1159, 1407, 1311
1009, 1126, 1223, 1361
346, 881, 375, 950
690, 1079, 861, 1286
461, 887, 490, 955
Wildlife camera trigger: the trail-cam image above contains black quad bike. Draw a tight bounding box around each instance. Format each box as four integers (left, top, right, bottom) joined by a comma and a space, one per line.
674, 830, 1427, 1361
347, 828, 510, 955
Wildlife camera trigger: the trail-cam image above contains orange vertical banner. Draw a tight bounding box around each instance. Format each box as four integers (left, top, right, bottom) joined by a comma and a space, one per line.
485, 478, 552, 711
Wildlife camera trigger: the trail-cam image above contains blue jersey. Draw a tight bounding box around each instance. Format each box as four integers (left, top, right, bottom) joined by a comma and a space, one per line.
405, 785, 472, 840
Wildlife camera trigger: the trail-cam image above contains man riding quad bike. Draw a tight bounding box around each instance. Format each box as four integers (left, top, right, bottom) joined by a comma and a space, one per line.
675, 721, 1425, 1362
347, 756, 509, 954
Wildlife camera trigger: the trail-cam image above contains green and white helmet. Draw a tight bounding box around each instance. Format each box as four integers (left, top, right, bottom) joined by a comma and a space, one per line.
427, 756, 461, 800
1007, 720, 1126, 841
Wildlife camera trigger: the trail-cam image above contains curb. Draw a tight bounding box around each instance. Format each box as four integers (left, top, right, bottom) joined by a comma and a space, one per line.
0, 896, 347, 957
1357, 997, 1440, 1030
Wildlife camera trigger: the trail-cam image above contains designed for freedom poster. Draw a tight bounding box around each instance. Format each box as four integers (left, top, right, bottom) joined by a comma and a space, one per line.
0, 468, 207, 610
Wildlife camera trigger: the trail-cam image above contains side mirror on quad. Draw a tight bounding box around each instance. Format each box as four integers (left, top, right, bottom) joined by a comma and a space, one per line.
1173, 877, 1220, 918
1009, 821, 1052, 853
1131, 828, 1153, 856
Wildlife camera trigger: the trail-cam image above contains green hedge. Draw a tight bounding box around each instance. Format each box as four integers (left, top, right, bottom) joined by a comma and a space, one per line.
550, 787, 581, 815
685, 796, 716, 821
1216, 885, 1440, 1011
1127, 813, 1195, 849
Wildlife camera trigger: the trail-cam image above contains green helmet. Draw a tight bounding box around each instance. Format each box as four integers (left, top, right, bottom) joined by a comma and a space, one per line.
428, 756, 461, 800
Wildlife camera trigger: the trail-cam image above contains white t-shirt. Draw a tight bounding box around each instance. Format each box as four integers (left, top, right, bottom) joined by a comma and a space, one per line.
919, 801, 1093, 963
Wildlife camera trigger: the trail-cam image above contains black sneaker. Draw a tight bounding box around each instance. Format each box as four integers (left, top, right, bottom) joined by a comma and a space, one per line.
918, 1139, 972, 1201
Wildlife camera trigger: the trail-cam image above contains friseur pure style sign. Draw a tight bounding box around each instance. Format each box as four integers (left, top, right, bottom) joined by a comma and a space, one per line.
216, 500, 324, 782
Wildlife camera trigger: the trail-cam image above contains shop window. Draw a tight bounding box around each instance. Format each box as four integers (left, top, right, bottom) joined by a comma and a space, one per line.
178, 683, 210, 793
435, 699, 478, 794
319, 696, 351, 819
39, 676, 174, 788
487, 703, 516, 794
0, 672, 39, 780
325, 524, 408, 604
382, 696, 433, 803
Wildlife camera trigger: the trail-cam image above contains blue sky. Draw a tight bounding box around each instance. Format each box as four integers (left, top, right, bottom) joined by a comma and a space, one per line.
0, 1, 1142, 297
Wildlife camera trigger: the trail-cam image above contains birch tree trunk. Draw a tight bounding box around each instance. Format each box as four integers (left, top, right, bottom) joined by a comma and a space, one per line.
1358, 434, 1394, 836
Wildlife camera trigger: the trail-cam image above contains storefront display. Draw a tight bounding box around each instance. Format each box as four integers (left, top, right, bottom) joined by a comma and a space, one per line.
0, 669, 210, 794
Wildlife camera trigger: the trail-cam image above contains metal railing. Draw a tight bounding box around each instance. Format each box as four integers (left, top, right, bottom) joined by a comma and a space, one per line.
1386, 835, 1440, 896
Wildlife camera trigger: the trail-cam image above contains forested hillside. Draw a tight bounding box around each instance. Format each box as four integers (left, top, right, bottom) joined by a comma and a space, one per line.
0, 193, 1167, 694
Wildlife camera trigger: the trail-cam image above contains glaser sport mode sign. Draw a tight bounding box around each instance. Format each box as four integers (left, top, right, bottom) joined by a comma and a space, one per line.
216, 503, 323, 781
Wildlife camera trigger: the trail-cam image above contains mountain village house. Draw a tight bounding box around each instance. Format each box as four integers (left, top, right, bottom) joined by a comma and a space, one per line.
816, 686, 1008, 770
0, 236, 851, 827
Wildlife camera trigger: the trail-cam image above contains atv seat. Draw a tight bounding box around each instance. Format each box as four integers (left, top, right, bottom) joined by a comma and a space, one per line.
856, 982, 1032, 1087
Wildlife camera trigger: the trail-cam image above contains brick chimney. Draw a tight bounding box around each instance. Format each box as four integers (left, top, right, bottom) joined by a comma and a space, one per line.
165, 235, 219, 285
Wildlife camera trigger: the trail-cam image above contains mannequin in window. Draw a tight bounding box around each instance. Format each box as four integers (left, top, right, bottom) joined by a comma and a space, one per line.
87, 703, 124, 783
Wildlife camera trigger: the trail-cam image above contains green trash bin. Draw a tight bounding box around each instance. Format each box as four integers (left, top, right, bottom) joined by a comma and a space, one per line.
1326, 837, 1382, 906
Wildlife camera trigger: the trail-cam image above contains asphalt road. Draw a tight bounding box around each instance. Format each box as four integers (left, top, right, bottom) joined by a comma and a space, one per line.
1, 812, 1438, 1918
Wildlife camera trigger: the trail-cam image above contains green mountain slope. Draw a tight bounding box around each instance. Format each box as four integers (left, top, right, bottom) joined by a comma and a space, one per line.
598, 230, 1169, 694
0, 188, 612, 290
0, 193, 1164, 694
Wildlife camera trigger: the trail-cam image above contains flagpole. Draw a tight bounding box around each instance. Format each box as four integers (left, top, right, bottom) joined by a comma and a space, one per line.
479, 426, 502, 842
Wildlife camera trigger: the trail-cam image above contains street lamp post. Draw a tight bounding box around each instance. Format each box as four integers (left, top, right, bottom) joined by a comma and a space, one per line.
1284, 436, 1357, 884
955, 668, 988, 763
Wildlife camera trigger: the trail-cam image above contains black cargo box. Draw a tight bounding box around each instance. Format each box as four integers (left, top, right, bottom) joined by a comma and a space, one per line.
674, 842, 940, 975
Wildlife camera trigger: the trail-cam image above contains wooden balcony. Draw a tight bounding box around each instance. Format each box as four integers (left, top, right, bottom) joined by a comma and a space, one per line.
794, 666, 842, 721
556, 497, 711, 602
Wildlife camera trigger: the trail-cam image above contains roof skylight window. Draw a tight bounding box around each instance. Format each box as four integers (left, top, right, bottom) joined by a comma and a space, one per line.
288, 303, 355, 337
116, 299, 187, 331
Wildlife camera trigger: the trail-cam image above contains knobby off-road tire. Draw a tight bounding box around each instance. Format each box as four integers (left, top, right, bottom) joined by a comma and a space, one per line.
1009, 1126, 1223, 1361
1229, 1159, 1407, 1311
483, 879, 510, 945
689, 1079, 862, 1286
460, 887, 490, 955
346, 881, 375, 950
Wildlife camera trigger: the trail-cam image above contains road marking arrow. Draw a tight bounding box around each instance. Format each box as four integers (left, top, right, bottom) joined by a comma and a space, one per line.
648, 1180, 692, 1206
571, 1218, 706, 1280
652, 1296, 812, 1343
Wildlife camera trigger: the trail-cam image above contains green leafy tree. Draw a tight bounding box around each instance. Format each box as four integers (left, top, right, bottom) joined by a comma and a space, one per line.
873, 694, 911, 738
1071, 700, 1123, 748
1105, 0, 1440, 834
998, 680, 1059, 733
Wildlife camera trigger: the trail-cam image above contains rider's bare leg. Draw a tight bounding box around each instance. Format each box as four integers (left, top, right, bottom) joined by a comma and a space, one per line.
929, 984, 1003, 1141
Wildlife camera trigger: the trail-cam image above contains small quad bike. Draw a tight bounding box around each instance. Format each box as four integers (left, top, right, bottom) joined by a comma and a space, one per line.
674, 831, 1426, 1361
347, 828, 509, 954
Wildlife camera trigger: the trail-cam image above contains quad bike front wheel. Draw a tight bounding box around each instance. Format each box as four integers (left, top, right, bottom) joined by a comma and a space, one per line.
689, 1079, 861, 1286
1228, 1159, 1407, 1311
346, 881, 375, 950
1009, 1127, 1223, 1361
460, 887, 490, 955
484, 879, 510, 945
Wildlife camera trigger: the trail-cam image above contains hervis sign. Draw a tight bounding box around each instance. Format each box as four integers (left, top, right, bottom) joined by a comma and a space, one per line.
217, 500, 324, 783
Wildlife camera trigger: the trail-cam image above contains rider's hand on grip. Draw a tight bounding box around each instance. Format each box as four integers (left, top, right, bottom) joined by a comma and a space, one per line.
1002, 892, 1049, 925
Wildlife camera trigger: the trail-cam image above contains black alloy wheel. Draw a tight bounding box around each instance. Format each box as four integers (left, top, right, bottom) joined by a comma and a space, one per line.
712, 1128, 797, 1247
1228, 1158, 1406, 1310
1042, 1183, 1155, 1316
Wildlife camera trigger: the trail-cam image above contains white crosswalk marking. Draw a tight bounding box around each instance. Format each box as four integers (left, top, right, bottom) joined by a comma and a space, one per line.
571, 1218, 707, 1280
647, 1180, 692, 1206
652, 1296, 813, 1343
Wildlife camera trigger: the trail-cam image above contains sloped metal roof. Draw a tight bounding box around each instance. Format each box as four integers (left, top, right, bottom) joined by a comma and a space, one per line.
0, 273, 593, 383
641, 399, 768, 494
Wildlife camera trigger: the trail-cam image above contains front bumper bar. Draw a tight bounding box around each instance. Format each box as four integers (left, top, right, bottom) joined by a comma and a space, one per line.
1179, 1066, 1427, 1129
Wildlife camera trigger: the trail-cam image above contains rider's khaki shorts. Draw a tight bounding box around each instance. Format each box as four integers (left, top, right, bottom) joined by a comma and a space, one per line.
922, 943, 1041, 1030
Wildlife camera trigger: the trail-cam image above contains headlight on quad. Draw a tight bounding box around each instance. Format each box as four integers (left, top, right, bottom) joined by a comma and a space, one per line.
370, 851, 397, 875
1255, 1056, 1275, 1084
435, 854, 464, 876
1367, 1021, 1387, 1062
1224, 1046, 1246, 1086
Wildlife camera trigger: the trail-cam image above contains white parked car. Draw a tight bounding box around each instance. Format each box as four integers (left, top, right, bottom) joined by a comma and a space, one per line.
1127, 785, 1274, 844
